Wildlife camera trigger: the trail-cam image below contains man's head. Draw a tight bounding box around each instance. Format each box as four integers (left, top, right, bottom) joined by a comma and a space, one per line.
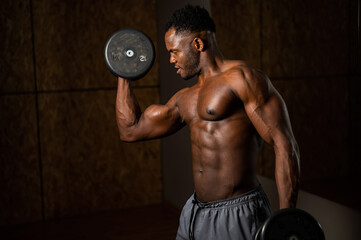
165, 5, 215, 80
165, 5, 215, 35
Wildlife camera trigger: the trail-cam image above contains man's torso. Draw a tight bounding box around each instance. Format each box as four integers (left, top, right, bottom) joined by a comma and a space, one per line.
175, 61, 264, 202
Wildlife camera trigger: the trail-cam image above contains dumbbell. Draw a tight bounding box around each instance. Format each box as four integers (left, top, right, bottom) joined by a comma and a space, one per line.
255, 208, 325, 240
104, 28, 155, 80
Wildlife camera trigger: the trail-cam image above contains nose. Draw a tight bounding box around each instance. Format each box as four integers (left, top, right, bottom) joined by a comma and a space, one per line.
169, 54, 176, 64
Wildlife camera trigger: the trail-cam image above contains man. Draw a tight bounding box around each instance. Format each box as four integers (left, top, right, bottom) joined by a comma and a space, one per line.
115, 5, 300, 240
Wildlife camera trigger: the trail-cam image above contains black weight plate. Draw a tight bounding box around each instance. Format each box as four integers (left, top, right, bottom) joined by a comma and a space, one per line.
256, 208, 325, 240
104, 28, 155, 80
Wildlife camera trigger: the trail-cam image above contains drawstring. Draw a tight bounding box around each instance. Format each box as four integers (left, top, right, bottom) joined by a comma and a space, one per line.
188, 194, 207, 240
188, 199, 197, 240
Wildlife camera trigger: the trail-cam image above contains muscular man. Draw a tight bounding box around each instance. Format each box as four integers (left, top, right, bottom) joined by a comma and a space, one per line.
116, 5, 300, 240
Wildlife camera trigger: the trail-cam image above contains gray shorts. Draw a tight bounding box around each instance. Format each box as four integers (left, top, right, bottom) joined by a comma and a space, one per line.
176, 185, 271, 240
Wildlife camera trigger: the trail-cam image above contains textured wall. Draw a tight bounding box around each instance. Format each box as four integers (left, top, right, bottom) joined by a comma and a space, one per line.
211, 0, 360, 209
0, 0, 161, 225
210, 0, 261, 68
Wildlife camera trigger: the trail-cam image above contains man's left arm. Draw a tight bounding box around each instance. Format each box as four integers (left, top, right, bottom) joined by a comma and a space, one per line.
234, 69, 301, 208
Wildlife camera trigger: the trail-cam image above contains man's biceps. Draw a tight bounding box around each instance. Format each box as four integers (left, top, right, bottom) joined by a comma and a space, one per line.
143, 104, 170, 120
143, 105, 180, 128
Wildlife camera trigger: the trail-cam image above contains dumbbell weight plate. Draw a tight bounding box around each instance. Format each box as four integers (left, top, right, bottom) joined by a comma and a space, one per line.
104, 28, 155, 80
255, 208, 325, 240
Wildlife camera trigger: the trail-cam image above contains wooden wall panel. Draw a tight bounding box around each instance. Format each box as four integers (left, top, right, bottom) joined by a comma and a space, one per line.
0, 95, 42, 225
39, 88, 161, 219
32, 0, 158, 91
262, 0, 349, 78
0, 0, 34, 92
0, 0, 41, 226
1, 0, 161, 225
211, 0, 261, 68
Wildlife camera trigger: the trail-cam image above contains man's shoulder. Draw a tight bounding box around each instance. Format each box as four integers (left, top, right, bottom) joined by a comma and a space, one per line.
221, 60, 271, 99
167, 87, 192, 105
222, 60, 258, 84
175, 86, 192, 97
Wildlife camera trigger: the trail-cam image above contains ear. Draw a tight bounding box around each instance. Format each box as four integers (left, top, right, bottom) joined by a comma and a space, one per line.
192, 37, 205, 52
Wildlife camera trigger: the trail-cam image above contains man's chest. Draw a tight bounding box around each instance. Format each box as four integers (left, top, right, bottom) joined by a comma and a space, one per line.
177, 83, 243, 123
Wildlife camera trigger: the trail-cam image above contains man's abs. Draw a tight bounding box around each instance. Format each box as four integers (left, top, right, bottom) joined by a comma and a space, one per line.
189, 115, 262, 202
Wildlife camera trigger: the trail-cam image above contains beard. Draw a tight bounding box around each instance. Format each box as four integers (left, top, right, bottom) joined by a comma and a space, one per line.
180, 47, 200, 80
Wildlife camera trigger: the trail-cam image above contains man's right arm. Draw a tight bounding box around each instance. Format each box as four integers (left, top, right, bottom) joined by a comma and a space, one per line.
116, 77, 185, 142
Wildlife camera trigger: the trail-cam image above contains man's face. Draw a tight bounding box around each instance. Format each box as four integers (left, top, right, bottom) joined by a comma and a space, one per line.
165, 28, 200, 80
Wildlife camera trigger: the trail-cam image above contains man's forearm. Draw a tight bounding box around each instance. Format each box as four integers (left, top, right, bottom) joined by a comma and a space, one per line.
275, 142, 300, 209
115, 77, 141, 141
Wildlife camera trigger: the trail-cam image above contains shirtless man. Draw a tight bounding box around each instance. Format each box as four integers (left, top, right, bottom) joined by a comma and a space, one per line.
115, 5, 300, 240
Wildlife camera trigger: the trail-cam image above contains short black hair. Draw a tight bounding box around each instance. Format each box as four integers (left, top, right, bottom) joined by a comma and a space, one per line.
165, 5, 216, 34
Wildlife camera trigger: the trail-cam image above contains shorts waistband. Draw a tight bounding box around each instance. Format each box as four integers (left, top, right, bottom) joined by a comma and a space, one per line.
187, 185, 266, 240
193, 185, 265, 208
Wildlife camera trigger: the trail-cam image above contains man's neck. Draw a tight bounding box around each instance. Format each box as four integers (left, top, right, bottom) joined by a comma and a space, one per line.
198, 51, 225, 85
